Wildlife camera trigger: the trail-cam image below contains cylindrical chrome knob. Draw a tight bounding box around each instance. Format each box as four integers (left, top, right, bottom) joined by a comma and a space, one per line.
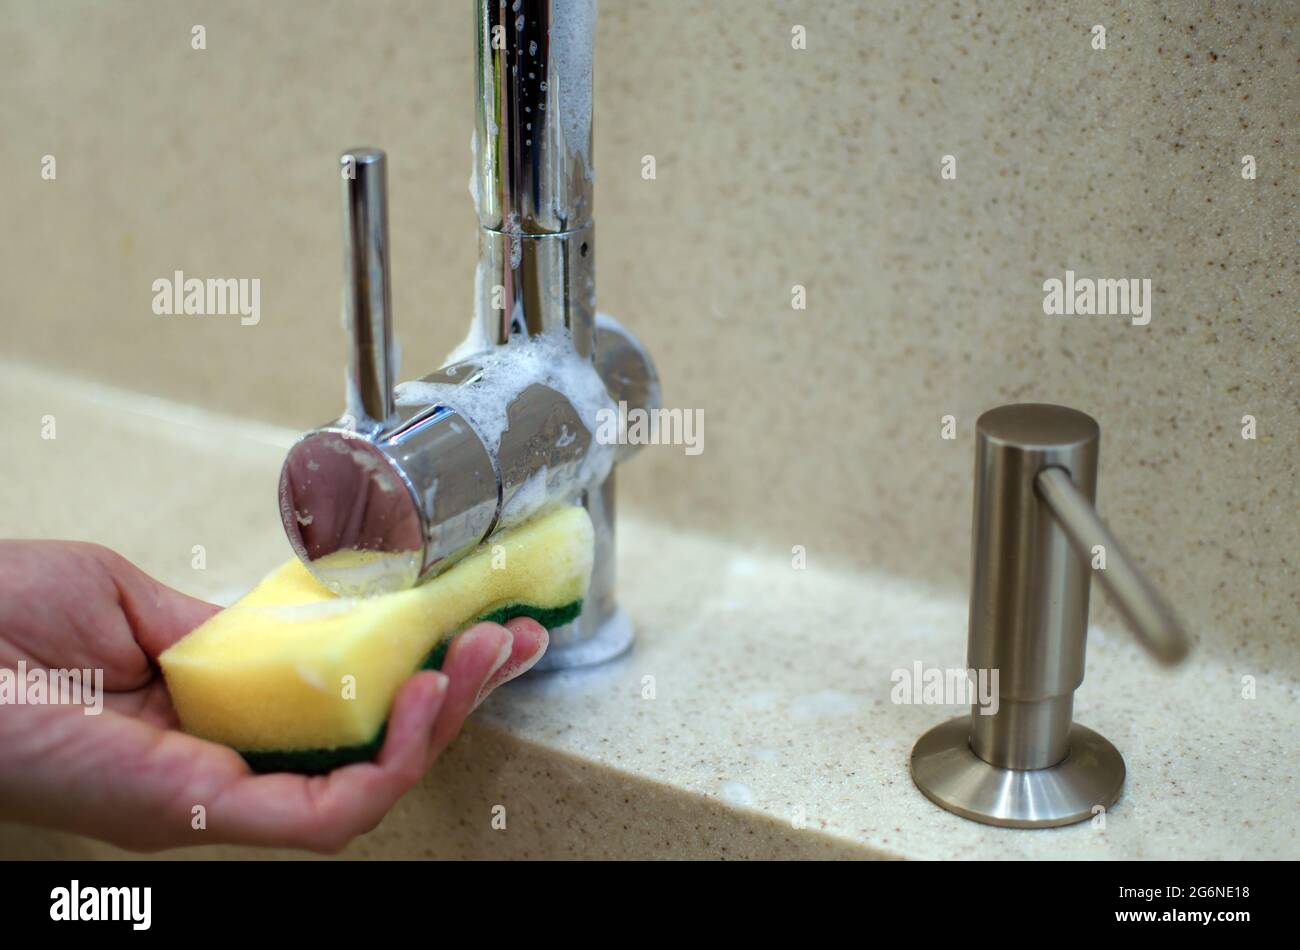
278, 400, 500, 598
911, 403, 1190, 828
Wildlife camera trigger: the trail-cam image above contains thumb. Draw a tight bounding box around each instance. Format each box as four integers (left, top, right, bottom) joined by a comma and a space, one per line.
100, 550, 222, 659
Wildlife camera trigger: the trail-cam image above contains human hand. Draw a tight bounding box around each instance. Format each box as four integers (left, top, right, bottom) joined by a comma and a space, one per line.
0, 541, 546, 852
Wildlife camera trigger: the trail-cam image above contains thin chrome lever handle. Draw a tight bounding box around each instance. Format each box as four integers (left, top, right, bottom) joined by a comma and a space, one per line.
340, 146, 395, 429
1035, 467, 1190, 666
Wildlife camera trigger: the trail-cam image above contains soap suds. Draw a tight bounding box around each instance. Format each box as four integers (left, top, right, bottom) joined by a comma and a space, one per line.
445, 262, 499, 365
720, 781, 756, 807
255, 599, 359, 622
500, 464, 550, 525
728, 557, 759, 577
551, 0, 595, 180
304, 547, 423, 598
395, 328, 616, 516
468, 130, 480, 219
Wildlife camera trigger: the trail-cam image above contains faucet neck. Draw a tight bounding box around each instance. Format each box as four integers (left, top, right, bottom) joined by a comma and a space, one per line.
474, 0, 595, 234
473, 0, 597, 356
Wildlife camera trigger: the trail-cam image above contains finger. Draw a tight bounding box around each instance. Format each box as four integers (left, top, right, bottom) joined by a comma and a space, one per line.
203, 671, 448, 852
102, 679, 182, 728
206, 627, 511, 850
376, 671, 448, 775
425, 623, 513, 763
0, 542, 217, 681
5, 665, 448, 854
208, 628, 510, 850
90, 547, 222, 658
475, 616, 548, 708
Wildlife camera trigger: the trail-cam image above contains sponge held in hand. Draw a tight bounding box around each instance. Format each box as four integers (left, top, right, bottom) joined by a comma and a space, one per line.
159, 506, 593, 774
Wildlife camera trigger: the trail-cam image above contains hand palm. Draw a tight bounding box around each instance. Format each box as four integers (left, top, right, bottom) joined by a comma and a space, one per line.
0, 541, 539, 852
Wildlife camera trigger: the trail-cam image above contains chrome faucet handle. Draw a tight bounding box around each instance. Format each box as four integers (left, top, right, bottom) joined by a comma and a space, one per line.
910, 403, 1190, 828
279, 141, 638, 602
278, 147, 499, 597
339, 147, 396, 433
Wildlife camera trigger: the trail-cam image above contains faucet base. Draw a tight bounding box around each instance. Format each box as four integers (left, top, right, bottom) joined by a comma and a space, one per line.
532, 607, 633, 672
909, 715, 1125, 828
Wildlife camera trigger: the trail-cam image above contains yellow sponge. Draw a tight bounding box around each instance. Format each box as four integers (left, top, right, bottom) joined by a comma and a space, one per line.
160, 505, 593, 774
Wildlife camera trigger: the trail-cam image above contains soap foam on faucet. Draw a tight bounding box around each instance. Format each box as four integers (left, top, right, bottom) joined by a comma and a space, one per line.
551, 0, 596, 180
446, 262, 498, 366
468, 130, 482, 221
502, 464, 551, 526
394, 327, 617, 507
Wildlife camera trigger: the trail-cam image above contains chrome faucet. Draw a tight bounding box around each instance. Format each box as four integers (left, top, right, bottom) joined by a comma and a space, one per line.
278, 0, 657, 670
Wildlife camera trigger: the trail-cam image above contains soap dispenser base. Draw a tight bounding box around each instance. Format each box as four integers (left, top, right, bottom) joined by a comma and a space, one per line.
909, 716, 1126, 828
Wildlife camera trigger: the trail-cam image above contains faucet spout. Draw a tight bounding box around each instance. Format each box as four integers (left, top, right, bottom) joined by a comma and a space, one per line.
469, 0, 654, 671
473, 0, 597, 355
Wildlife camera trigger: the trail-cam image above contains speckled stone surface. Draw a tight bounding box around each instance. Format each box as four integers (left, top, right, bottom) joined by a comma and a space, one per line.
0, 1, 1294, 678
0, 367, 1294, 859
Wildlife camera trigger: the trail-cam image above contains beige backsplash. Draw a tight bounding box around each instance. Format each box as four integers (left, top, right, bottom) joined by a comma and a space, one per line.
0, 1, 1295, 672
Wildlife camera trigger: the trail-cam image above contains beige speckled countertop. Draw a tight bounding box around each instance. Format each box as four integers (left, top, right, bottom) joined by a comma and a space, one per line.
1, 363, 1295, 860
